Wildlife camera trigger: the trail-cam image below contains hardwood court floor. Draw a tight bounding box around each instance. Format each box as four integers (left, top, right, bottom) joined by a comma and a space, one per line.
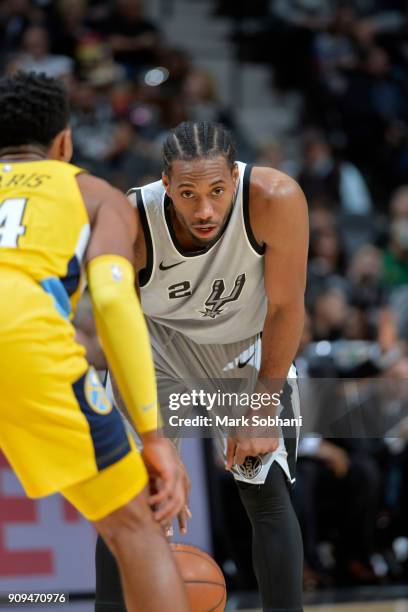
306, 601, 408, 612
239, 602, 408, 612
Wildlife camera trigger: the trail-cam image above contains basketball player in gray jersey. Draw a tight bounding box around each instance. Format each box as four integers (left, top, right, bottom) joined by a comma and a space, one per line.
95, 121, 308, 612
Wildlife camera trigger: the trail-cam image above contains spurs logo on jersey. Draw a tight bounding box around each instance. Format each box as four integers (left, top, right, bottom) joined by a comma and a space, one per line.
198, 273, 246, 319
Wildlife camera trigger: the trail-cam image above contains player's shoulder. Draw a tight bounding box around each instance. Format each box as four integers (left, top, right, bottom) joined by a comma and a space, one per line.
127, 177, 164, 208
76, 172, 125, 199
76, 172, 133, 223
249, 165, 305, 205
248, 165, 308, 245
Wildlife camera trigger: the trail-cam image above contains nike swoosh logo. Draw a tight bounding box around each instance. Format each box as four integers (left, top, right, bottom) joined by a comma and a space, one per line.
237, 351, 255, 369
159, 260, 185, 271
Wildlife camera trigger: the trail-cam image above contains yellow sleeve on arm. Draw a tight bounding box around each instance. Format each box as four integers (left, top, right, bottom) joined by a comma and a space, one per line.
87, 254, 161, 434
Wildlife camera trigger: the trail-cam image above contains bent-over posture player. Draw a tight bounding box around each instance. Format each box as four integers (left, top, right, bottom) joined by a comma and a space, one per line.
0, 72, 190, 612
96, 121, 309, 611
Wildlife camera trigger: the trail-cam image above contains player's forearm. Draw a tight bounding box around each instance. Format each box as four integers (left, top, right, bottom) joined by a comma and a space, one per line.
259, 298, 304, 381
87, 255, 160, 434
248, 299, 303, 421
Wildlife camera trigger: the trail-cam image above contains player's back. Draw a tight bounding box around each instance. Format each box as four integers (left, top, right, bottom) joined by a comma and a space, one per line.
0, 159, 90, 315
0, 159, 90, 391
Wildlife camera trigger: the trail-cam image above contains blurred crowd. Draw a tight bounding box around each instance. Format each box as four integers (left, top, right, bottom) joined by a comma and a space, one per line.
1, 0, 408, 596
216, 0, 408, 592
0, 0, 253, 190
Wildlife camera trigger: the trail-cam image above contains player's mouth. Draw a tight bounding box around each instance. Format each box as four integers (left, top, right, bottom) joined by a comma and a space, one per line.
192, 224, 218, 238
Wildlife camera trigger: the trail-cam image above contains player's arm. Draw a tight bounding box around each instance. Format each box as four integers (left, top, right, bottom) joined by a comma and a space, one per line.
72, 192, 145, 369
104, 189, 148, 421
254, 167, 309, 383
227, 168, 308, 467
79, 174, 158, 435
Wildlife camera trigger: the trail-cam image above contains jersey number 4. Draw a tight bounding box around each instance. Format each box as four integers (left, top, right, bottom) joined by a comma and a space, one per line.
0, 198, 27, 247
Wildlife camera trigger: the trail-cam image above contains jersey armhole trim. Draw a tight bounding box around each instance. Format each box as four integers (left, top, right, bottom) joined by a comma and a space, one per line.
135, 189, 154, 287
242, 164, 265, 256
127, 187, 138, 199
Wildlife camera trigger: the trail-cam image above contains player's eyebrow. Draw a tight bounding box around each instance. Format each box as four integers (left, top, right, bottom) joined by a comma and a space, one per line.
177, 181, 195, 188
178, 178, 226, 188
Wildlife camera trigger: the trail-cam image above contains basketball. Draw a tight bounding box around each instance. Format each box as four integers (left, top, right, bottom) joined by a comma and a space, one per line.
170, 543, 227, 612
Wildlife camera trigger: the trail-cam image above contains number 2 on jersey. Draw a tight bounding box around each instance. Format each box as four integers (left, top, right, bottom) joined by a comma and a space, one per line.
0, 198, 27, 247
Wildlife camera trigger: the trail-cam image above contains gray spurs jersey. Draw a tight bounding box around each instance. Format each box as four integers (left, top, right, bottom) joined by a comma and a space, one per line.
129, 162, 267, 344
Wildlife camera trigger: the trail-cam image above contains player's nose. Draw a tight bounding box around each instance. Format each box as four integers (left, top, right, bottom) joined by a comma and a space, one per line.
193, 198, 214, 221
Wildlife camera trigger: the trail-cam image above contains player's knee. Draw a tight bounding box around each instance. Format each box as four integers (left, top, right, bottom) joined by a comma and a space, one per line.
93, 490, 159, 556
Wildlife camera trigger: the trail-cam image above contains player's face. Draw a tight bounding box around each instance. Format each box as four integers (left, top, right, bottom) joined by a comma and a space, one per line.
163, 156, 239, 247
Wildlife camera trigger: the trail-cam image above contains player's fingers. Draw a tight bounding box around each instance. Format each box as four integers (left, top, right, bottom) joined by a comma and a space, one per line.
153, 473, 184, 522
234, 444, 249, 466
178, 505, 192, 535
226, 438, 237, 471
154, 492, 180, 523
148, 474, 173, 506
163, 523, 174, 538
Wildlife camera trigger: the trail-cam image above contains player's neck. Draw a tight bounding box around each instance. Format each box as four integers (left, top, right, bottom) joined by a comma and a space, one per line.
0, 145, 48, 162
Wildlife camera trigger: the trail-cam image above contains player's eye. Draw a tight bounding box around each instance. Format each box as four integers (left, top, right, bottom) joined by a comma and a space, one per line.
181, 191, 194, 199
213, 187, 224, 196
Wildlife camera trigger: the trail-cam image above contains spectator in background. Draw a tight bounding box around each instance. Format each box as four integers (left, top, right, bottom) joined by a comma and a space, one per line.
348, 244, 384, 310
70, 76, 160, 189
307, 214, 349, 307
346, 244, 384, 340
297, 129, 373, 214
182, 67, 255, 160
382, 186, 408, 288
49, 0, 99, 70
313, 3, 361, 97
339, 45, 408, 191
311, 288, 349, 341
310, 1, 382, 129
8, 24, 74, 82
160, 47, 192, 97
294, 432, 381, 587
0, 0, 34, 62
268, 0, 335, 91
309, 221, 346, 276
294, 314, 381, 588
70, 78, 117, 172
92, 0, 161, 77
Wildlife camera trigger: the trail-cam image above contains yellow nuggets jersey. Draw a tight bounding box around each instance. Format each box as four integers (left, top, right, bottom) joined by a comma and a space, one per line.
0, 160, 90, 315
0, 160, 147, 516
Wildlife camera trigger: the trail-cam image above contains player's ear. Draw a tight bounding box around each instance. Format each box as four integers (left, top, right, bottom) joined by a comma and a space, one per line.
60, 128, 73, 162
162, 172, 171, 194
232, 162, 239, 189
49, 128, 73, 162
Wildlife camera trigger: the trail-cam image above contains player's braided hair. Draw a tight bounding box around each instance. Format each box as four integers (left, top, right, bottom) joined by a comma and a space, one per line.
162, 121, 236, 175
0, 72, 70, 149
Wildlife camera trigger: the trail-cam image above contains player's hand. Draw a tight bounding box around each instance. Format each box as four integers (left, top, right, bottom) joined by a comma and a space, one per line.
225, 380, 285, 469
141, 432, 187, 524
316, 440, 349, 478
226, 435, 279, 469
176, 455, 192, 534
163, 505, 193, 538
162, 448, 192, 536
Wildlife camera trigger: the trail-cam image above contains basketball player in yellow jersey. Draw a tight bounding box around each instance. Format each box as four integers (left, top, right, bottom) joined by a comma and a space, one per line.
0, 72, 190, 612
